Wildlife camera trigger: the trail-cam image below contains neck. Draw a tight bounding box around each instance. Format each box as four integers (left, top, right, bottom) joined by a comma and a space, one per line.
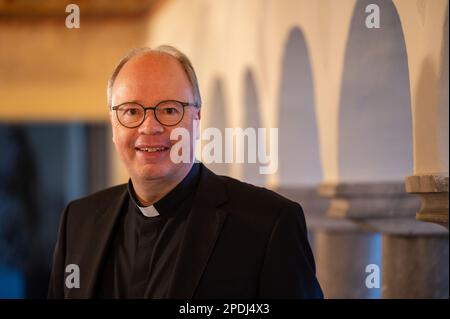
131, 164, 193, 206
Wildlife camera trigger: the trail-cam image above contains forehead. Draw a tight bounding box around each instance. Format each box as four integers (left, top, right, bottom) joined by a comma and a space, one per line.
112, 53, 193, 104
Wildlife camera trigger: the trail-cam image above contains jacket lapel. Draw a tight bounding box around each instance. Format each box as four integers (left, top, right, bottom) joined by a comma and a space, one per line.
67, 185, 128, 298
167, 164, 229, 298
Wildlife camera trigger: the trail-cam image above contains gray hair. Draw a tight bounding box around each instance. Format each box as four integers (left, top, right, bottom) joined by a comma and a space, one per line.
107, 45, 202, 109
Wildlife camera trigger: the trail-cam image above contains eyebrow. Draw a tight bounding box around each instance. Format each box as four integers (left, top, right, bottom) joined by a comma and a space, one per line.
112, 100, 143, 107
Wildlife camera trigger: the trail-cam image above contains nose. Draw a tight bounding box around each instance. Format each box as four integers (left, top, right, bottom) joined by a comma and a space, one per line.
138, 109, 164, 135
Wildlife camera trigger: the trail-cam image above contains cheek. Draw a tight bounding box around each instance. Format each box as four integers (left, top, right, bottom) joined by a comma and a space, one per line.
112, 125, 135, 152
112, 123, 122, 146
111, 115, 121, 141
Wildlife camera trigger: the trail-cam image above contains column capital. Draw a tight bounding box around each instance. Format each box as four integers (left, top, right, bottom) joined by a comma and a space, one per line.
405, 174, 449, 228
276, 185, 364, 232
318, 181, 447, 235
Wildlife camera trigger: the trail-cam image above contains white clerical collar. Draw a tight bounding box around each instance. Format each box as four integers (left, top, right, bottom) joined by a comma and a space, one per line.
137, 204, 160, 218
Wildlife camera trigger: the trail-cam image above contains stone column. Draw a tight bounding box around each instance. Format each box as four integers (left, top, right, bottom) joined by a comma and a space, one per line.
278, 185, 380, 298
313, 220, 382, 298
315, 182, 406, 299
379, 174, 450, 299
382, 234, 448, 298
318, 181, 448, 298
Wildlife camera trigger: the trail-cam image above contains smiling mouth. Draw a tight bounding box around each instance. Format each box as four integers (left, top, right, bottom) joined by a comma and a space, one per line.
136, 146, 170, 153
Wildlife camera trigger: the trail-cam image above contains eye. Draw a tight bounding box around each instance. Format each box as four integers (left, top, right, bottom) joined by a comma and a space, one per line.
118, 104, 141, 117
125, 108, 139, 116
163, 107, 180, 115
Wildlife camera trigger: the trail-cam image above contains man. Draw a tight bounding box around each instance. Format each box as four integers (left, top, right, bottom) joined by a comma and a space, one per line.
48, 46, 323, 299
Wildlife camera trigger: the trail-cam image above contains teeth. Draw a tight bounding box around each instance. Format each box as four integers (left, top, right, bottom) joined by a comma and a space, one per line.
139, 147, 167, 152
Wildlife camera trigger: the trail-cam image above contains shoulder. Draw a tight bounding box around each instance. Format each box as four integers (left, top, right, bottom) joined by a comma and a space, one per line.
206, 172, 309, 242
215, 174, 303, 218
64, 184, 127, 218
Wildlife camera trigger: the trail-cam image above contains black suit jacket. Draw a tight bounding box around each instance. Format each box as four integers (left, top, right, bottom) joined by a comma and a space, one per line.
48, 164, 323, 298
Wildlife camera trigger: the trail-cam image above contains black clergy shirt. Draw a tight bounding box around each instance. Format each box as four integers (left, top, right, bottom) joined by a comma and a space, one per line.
97, 163, 200, 298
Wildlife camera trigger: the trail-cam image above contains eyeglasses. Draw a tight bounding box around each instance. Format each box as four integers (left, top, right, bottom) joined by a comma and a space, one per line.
111, 100, 198, 128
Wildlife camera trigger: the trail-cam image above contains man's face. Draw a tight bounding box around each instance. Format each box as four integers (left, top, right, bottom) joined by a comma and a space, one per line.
110, 53, 200, 183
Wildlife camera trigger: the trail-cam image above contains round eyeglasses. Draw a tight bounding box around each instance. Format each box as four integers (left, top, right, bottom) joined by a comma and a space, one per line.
111, 100, 198, 128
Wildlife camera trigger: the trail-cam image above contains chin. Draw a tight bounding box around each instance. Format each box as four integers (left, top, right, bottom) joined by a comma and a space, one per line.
135, 164, 175, 181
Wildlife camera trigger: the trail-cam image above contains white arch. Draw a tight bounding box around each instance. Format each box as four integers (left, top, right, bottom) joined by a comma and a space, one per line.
242, 69, 266, 186
393, 0, 449, 174
201, 78, 231, 176
278, 27, 322, 187
338, 0, 412, 182
437, 8, 449, 172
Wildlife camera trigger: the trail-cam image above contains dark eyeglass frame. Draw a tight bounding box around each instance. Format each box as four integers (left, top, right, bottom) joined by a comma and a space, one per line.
111, 100, 198, 128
